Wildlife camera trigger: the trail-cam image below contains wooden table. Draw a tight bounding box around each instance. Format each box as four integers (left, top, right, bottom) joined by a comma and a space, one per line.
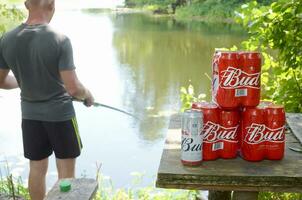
156, 113, 302, 200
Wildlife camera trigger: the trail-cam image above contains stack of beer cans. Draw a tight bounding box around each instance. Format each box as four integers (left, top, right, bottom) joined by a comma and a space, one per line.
181, 50, 286, 166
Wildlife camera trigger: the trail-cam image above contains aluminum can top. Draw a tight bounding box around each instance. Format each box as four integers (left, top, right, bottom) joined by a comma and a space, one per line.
183, 109, 203, 117
266, 104, 285, 114
258, 100, 274, 108
222, 53, 238, 60
239, 51, 261, 59
266, 105, 285, 123
243, 106, 265, 116
192, 102, 218, 110
215, 51, 239, 60
214, 50, 236, 53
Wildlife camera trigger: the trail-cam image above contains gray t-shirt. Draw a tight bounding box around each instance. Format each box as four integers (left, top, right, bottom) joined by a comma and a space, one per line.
0, 23, 76, 121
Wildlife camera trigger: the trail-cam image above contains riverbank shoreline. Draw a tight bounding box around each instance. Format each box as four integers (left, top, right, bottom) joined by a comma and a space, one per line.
120, 6, 235, 23
82, 7, 235, 23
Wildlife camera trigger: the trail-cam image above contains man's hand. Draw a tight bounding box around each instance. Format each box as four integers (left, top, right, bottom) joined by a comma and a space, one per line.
60, 70, 95, 106
84, 89, 94, 107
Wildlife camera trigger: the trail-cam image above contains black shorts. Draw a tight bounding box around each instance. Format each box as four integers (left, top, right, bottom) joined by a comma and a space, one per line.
22, 117, 83, 161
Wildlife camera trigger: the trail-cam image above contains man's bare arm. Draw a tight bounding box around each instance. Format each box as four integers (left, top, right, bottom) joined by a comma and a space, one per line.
60, 69, 94, 106
0, 69, 18, 89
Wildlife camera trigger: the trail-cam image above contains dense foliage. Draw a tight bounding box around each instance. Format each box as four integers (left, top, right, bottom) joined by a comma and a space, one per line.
176, 0, 247, 20
236, 0, 302, 112
125, 0, 274, 7
176, 0, 275, 20
125, 0, 275, 20
94, 173, 200, 200
0, 167, 30, 200
181, 0, 302, 113
125, 0, 175, 7
258, 192, 302, 200
0, 1, 24, 35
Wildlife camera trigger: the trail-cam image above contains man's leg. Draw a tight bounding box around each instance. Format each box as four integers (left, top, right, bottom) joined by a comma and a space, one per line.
28, 158, 48, 200
22, 119, 52, 200
56, 158, 76, 179
46, 118, 82, 179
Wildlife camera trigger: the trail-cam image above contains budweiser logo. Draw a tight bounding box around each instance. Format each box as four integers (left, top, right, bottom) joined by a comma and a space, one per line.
181, 138, 202, 152
202, 121, 238, 143
220, 67, 260, 89
244, 123, 285, 144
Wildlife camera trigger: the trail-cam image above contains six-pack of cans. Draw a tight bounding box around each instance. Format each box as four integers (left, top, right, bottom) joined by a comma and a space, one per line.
241, 102, 285, 161
181, 50, 286, 166
192, 102, 239, 161
212, 51, 261, 108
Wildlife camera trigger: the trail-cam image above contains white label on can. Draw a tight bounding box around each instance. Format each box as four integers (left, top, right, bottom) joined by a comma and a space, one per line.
212, 142, 224, 151
181, 110, 203, 162
220, 67, 260, 89
235, 88, 247, 97
181, 131, 202, 162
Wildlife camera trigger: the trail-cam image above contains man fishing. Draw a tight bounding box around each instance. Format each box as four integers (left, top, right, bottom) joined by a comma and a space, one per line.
0, 0, 94, 199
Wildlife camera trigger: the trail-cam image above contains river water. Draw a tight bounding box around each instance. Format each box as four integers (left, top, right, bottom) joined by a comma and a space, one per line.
0, 9, 246, 190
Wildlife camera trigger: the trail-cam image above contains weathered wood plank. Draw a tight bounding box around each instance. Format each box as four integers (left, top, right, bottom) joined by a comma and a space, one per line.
286, 113, 302, 144
156, 182, 301, 192
156, 114, 302, 193
156, 149, 302, 192
45, 178, 98, 200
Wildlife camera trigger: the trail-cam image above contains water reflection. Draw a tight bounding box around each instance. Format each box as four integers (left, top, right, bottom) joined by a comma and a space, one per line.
111, 13, 246, 141
0, 11, 246, 188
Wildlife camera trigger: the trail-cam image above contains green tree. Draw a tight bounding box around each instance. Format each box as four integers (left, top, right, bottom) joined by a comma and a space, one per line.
236, 0, 302, 112
0, 2, 24, 36
180, 0, 302, 114
125, 0, 175, 7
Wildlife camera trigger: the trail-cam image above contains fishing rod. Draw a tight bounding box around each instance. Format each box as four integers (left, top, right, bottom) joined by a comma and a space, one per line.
73, 98, 138, 119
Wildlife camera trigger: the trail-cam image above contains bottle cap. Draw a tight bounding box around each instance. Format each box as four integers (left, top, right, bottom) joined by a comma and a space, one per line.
60, 180, 71, 192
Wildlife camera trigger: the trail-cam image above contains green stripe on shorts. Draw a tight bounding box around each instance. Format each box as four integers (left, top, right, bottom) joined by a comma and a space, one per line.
72, 117, 82, 150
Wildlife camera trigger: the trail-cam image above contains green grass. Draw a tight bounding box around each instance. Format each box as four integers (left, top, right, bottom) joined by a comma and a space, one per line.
0, 162, 200, 200
175, 0, 240, 22
1, 170, 302, 200
258, 192, 302, 200
93, 173, 200, 200
0, 164, 30, 200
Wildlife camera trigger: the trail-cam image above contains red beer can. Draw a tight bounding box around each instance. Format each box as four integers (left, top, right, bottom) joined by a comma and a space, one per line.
212, 51, 240, 109
241, 106, 266, 161
192, 102, 240, 160
192, 102, 220, 160
212, 50, 261, 109
220, 110, 240, 159
265, 105, 285, 160
239, 52, 261, 107
241, 103, 285, 161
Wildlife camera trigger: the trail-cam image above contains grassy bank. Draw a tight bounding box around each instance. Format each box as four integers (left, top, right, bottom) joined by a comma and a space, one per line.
0, 172, 201, 200
125, 0, 275, 21
175, 0, 241, 21
0, 172, 30, 199
1, 173, 302, 200
175, 0, 275, 21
